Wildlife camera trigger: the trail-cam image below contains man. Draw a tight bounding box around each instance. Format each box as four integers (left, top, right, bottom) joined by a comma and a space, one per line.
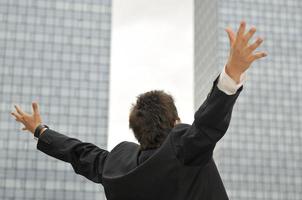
11, 21, 267, 199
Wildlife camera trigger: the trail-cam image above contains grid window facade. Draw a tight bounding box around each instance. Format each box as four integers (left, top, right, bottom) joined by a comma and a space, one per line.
195, 0, 302, 199
0, 0, 111, 199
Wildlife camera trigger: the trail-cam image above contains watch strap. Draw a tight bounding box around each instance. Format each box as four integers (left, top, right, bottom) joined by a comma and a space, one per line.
34, 124, 49, 139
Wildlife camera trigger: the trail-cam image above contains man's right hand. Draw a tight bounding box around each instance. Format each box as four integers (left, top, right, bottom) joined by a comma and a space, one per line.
225, 21, 267, 83
11, 102, 43, 135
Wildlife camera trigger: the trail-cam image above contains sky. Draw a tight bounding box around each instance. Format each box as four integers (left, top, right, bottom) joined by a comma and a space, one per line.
107, 0, 194, 150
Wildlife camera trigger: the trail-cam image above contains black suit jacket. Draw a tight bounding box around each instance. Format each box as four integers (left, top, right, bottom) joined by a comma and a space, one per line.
37, 75, 243, 200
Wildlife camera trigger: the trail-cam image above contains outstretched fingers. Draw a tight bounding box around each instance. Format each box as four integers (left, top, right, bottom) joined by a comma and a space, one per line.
246, 37, 264, 54
11, 111, 23, 122
225, 27, 236, 46
252, 51, 268, 61
237, 20, 246, 36
32, 101, 40, 115
244, 26, 257, 44
236, 21, 246, 39
14, 104, 25, 116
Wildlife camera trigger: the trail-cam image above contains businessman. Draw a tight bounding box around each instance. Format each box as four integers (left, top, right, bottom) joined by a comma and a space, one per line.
11, 21, 267, 200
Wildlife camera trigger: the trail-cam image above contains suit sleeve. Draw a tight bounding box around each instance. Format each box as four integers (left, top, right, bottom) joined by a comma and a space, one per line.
37, 128, 109, 183
173, 75, 243, 166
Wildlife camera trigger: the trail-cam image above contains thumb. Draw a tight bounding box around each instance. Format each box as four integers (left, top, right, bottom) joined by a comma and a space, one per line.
32, 101, 40, 115
225, 27, 235, 47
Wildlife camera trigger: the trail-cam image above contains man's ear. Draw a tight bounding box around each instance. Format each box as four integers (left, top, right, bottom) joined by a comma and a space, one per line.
174, 119, 181, 126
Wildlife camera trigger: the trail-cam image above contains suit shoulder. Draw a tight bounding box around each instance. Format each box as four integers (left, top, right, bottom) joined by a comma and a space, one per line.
110, 141, 139, 153
170, 123, 191, 135
169, 123, 192, 148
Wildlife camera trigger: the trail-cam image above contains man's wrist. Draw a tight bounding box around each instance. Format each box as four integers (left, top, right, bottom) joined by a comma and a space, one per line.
217, 65, 246, 95
34, 124, 49, 139
225, 64, 243, 84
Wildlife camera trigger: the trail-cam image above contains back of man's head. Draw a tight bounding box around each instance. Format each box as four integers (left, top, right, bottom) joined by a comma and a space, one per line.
129, 90, 180, 150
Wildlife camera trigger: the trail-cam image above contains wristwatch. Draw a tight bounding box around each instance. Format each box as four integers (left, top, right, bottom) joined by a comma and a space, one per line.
34, 124, 49, 140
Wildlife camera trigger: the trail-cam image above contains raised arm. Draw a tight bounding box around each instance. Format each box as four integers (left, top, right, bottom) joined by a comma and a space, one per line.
173, 21, 267, 166
11, 102, 108, 183
37, 128, 108, 183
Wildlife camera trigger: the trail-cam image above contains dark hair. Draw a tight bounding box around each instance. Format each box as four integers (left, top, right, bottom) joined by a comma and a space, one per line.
129, 90, 179, 150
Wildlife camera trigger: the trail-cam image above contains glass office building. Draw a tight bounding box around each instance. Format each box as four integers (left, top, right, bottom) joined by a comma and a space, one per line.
195, 0, 301, 199
0, 0, 111, 199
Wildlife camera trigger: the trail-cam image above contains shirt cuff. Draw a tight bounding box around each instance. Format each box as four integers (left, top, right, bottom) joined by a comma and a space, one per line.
217, 66, 246, 95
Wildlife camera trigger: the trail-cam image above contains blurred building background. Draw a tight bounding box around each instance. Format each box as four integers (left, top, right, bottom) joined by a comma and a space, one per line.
0, 0, 111, 199
195, 0, 301, 199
